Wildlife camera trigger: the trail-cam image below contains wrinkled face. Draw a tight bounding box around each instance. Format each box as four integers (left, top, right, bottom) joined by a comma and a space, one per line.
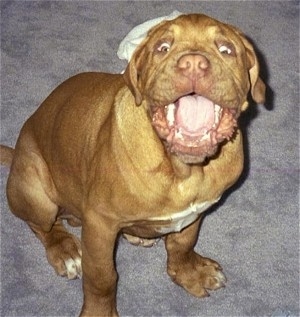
124, 14, 265, 164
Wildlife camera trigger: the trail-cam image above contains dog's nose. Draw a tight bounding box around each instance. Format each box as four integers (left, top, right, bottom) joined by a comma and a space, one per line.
177, 54, 210, 77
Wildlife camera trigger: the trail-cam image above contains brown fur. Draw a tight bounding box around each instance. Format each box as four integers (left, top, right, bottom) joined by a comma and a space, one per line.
0, 145, 14, 166
1, 14, 265, 316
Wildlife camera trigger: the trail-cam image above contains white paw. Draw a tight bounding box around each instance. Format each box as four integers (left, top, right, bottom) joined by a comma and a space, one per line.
64, 257, 82, 279
214, 270, 227, 288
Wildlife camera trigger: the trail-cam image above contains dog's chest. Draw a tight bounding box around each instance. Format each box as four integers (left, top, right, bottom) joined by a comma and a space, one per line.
148, 197, 220, 234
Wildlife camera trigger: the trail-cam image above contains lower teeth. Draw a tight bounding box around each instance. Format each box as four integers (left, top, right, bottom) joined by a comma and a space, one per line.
200, 133, 210, 141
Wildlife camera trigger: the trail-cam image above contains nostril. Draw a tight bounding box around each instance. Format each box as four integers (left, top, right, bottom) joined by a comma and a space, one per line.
199, 60, 209, 70
196, 55, 209, 70
185, 61, 191, 69
178, 56, 192, 69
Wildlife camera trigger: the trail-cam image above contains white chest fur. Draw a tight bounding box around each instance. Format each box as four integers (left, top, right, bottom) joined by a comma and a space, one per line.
149, 197, 221, 234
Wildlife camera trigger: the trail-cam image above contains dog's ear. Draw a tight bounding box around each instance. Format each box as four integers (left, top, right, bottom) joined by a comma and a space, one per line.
123, 43, 147, 106
123, 20, 170, 106
239, 35, 266, 104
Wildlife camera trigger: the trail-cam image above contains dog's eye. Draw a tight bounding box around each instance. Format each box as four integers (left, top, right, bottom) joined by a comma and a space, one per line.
216, 41, 236, 56
218, 45, 232, 55
157, 42, 171, 52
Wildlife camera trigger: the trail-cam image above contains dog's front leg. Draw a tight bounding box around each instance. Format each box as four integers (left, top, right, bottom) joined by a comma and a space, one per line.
165, 216, 226, 298
79, 215, 119, 317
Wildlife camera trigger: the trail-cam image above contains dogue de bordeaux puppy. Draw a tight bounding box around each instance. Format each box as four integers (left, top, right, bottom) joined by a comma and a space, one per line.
1, 13, 265, 316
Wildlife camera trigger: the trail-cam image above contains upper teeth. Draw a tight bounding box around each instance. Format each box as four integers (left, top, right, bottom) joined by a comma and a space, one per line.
166, 103, 176, 126
214, 104, 222, 127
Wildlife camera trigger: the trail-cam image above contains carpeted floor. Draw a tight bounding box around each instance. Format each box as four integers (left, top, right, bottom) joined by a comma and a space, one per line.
1, 1, 299, 317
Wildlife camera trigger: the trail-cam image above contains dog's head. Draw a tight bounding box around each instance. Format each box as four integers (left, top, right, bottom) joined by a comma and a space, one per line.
124, 14, 266, 164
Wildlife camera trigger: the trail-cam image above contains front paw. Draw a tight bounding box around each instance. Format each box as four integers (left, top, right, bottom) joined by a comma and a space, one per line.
167, 252, 226, 297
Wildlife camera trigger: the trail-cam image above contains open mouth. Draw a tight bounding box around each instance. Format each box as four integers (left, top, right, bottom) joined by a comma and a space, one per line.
152, 94, 238, 163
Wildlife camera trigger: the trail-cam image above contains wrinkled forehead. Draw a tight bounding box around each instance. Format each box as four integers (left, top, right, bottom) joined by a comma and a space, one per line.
148, 14, 239, 43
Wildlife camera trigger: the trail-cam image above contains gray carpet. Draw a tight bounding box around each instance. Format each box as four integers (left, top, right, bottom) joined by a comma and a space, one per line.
0, 1, 299, 316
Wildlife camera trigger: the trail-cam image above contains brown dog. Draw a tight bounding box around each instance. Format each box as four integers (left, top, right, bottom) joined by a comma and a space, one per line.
1, 13, 265, 316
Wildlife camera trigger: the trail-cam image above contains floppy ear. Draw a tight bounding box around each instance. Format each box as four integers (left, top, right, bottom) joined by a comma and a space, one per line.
123, 46, 144, 106
123, 34, 154, 106
240, 35, 266, 104
123, 19, 170, 106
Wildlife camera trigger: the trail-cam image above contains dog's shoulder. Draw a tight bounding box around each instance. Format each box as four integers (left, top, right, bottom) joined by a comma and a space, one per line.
54, 72, 125, 99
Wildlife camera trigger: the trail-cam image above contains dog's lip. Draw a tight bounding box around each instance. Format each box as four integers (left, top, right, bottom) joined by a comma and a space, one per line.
151, 93, 238, 135
151, 93, 239, 114
151, 94, 238, 161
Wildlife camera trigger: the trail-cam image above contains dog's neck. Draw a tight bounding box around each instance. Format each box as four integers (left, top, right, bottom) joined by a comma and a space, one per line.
111, 86, 244, 208
113, 87, 199, 178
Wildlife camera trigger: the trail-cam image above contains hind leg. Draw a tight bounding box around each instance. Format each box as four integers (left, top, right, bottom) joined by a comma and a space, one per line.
30, 218, 82, 279
7, 148, 82, 279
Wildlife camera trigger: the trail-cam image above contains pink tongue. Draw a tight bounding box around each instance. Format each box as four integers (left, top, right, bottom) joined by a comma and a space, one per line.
176, 95, 215, 135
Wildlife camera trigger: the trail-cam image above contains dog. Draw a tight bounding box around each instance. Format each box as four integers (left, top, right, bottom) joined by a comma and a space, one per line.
1, 13, 265, 316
